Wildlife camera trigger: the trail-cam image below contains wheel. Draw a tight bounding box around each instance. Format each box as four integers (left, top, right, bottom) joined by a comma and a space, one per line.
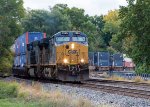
34, 67, 43, 78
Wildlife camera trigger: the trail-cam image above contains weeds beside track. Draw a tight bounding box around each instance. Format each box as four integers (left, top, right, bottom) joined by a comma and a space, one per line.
1, 76, 150, 99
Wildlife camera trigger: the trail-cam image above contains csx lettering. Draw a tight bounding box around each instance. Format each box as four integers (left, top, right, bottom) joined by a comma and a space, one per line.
68, 50, 77, 54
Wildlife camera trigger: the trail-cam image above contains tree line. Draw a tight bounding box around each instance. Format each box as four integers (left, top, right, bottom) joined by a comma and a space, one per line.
0, 0, 149, 73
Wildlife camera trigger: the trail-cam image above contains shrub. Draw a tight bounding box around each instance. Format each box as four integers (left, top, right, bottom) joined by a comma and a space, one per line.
133, 76, 143, 83
109, 75, 125, 81
0, 48, 13, 76
135, 63, 150, 74
0, 81, 18, 99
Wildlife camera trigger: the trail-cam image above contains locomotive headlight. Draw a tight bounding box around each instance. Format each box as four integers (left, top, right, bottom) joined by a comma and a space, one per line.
81, 59, 84, 63
71, 43, 74, 49
63, 59, 68, 63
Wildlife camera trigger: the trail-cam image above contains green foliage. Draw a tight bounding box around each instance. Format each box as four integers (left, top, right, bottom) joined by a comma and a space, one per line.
0, 0, 25, 73
118, 0, 150, 73
103, 10, 120, 33
63, 7, 87, 30
22, 8, 72, 37
0, 49, 13, 74
109, 34, 122, 52
86, 15, 106, 51
102, 10, 121, 51
0, 81, 93, 107
0, 98, 93, 107
0, 81, 18, 99
22, 4, 106, 51
0, 99, 51, 107
0, 0, 25, 48
136, 63, 150, 74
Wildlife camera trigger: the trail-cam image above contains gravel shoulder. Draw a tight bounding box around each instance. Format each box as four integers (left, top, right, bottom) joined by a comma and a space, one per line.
1, 77, 150, 107
42, 82, 150, 107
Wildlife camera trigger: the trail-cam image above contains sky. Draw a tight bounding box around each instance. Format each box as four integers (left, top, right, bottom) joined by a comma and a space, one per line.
23, 0, 128, 16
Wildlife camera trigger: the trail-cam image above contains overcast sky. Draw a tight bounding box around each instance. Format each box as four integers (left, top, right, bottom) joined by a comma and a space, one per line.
23, 0, 128, 16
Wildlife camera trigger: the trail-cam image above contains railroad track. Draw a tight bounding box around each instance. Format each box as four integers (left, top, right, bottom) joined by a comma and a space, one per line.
2, 76, 150, 99
86, 79, 150, 89
81, 82, 150, 99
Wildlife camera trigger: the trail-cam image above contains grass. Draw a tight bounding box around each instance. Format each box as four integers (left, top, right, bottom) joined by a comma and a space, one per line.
0, 98, 46, 107
106, 75, 150, 84
107, 75, 126, 81
0, 98, 95, 107
133, 76, 144, 83
0, 80, 119, 107
0, 81, 18, 99
0, 80, 94, 107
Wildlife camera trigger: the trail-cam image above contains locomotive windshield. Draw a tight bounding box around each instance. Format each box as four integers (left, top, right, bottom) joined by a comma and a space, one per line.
55, 32, 87, 43
72, 37, 86, 42
56, 37, 70, 42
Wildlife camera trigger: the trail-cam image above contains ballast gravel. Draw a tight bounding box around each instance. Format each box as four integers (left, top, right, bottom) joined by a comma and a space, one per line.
1, 77, 150, 107
94, 83, 150, 92
42, 83, 150, 107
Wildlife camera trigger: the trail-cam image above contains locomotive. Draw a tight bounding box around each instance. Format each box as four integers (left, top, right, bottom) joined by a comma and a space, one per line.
13, 31, 89, 81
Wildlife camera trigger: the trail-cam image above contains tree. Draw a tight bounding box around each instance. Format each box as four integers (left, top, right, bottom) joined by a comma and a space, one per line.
102, 10, 121, 49
87, 16, 106, 51
22, 4, 106, 51
65, 8, 106, 51
0, 0, 24, 47
89, 15, 104, 31
0, 0, 25, 73
22, 7, 72, 36
66, 7, 87, 30
118, 0, 150, 73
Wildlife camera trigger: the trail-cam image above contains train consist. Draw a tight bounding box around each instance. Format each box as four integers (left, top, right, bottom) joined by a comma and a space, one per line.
89, 52, 124, 71
12, 31, 89, 81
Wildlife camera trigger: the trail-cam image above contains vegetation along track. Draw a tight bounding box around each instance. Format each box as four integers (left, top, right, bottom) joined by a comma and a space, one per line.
2, 76, 150, 99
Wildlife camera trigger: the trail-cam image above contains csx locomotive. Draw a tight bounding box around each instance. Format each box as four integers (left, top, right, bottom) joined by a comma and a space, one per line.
13, 31, 89, 81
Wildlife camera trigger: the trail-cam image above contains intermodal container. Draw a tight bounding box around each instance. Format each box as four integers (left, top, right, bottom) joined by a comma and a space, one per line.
15, 32, 46, 55
93, 52, 98, 66
88, 52, 94, 66
113, 53, 123, 67
99, 52, 110, 66
93, 52, 110, 66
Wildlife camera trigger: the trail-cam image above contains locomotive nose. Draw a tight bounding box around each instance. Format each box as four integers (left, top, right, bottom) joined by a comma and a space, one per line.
67, 42, 78, 64
71, 43, 75, 49
64, 42, 86, 64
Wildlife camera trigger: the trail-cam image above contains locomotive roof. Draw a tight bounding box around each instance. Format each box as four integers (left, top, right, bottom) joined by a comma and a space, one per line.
52, 31, 87, 38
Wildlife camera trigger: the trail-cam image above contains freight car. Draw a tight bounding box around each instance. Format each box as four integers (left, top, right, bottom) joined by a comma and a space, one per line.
13, 31, 89, 81
89, 52, 110, 71
113, 53, 124, 71
89, 52, 124, 72
13, 32, 46, 76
